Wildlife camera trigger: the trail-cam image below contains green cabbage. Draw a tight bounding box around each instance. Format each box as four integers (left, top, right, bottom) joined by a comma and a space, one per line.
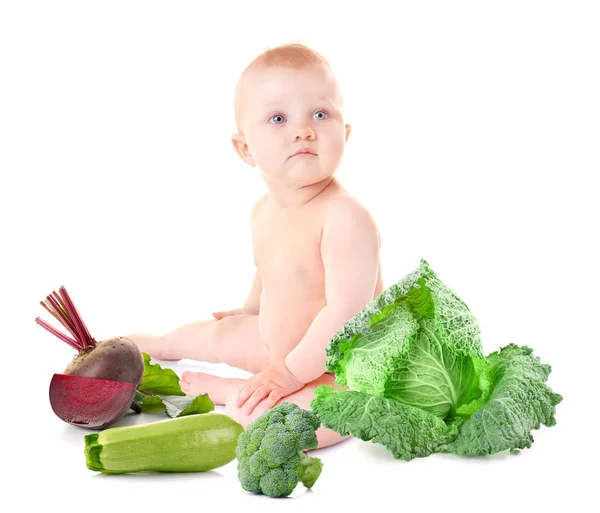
310, 259, 562, 460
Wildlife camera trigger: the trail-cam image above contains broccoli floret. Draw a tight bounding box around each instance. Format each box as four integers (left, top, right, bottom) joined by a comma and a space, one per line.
285, 408, 320, 449
236, 402, 324, 498
260, 467, 299, 498
237, 457, 261, 494
248, 451, 269, 477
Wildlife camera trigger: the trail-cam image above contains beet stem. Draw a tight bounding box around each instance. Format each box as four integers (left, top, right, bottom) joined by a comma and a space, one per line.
59, 287, 96, 348
53, 289, 87, 346
35, 317, 83, 350
41, 298, 79, 341
37, 286, 97, 352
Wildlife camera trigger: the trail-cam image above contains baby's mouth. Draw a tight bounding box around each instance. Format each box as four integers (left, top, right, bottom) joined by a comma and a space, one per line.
289, 150, 317, 158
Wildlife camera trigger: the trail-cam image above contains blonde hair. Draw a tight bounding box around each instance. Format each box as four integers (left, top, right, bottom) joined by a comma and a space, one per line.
234, 43, 333, 132
245, 42, 330, 70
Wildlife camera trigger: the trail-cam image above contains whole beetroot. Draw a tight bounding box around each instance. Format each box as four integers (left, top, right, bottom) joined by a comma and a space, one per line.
36, 286, 144, 428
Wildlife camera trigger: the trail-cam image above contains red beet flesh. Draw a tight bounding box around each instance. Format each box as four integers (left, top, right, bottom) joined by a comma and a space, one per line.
49, 373, 137, 429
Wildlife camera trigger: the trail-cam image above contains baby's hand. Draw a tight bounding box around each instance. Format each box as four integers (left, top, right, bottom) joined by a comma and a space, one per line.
235, 360, 304, 415
212, 308, 243, 320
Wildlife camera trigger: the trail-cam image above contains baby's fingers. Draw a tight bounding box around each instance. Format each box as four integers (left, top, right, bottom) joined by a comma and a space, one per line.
263, 389, 283, 410
212, 309, 243, 320
236, 379, 261, 407
242, 385, 271, 416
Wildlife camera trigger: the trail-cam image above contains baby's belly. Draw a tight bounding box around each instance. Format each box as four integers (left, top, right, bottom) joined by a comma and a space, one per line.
258, 293, 326, 359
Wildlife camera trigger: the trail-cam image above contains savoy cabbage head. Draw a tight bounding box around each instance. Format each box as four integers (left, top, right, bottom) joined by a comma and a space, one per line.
310, 259, 562, 460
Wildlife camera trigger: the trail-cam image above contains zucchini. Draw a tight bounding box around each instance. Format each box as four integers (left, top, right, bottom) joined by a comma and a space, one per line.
84, 412, 244, 474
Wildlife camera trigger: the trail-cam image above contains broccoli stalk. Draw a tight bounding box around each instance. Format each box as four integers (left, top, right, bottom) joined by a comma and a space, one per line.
235, 402, 324, 498
299, 451, 322, 488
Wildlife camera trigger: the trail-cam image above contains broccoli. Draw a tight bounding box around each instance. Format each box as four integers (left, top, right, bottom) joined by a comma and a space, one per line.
235, 402, 324, 498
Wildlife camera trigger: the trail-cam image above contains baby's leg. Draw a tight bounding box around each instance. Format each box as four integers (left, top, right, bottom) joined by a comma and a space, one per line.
180, 371, 350, 450
127, 314, 271, 374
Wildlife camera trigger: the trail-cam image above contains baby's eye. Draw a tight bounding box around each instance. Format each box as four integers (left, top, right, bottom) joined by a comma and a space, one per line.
268, 114, 286, 124
313, 110, 328, 120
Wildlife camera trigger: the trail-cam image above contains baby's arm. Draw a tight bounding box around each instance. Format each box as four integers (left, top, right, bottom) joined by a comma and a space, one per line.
241, 268, 263, 315
285, 204, 381, 384
235, 203, 381, 414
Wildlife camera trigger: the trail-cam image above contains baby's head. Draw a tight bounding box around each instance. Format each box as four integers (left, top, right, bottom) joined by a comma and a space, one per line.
231, 43, 351, 188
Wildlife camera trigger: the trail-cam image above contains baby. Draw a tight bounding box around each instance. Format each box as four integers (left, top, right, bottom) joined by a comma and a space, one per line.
128, 43, 384, 449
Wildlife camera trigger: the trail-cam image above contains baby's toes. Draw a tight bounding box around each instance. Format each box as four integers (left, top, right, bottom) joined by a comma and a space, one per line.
179, 372, 207, 397
179, 377, 192, 396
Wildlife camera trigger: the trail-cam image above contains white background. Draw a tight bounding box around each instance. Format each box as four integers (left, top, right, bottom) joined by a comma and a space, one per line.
2, 1, 598, 511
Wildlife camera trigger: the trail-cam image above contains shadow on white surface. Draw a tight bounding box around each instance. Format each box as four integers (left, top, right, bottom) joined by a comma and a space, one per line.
90, 469, 227, 481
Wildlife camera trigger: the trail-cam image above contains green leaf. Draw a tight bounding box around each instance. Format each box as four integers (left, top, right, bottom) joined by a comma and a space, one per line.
136, 390, 214, 418
439, 344, 563, 456
135, 353, 215, 418
337, 303, 419, 394
139, 352, 185, 396
134, 390, 164, 409
383, 318, 482, 418
310, 385, 460, 461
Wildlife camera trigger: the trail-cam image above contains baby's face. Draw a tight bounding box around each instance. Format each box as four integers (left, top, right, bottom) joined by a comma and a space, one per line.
233, 65, 350, 187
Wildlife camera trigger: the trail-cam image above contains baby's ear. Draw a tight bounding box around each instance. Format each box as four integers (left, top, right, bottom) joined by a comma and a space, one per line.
231, 133, 256, 167
345, 124, 352, 143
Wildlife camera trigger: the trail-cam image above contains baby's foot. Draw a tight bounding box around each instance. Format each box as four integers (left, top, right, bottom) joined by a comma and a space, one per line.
180, 372, 243, 405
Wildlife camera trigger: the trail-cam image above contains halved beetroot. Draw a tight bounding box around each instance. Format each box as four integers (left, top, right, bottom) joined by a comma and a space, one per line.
49, 373, 137, 429
36, 286, 145, 429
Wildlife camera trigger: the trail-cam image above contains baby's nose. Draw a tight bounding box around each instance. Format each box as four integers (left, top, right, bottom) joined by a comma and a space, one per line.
294, 126, 315, 140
